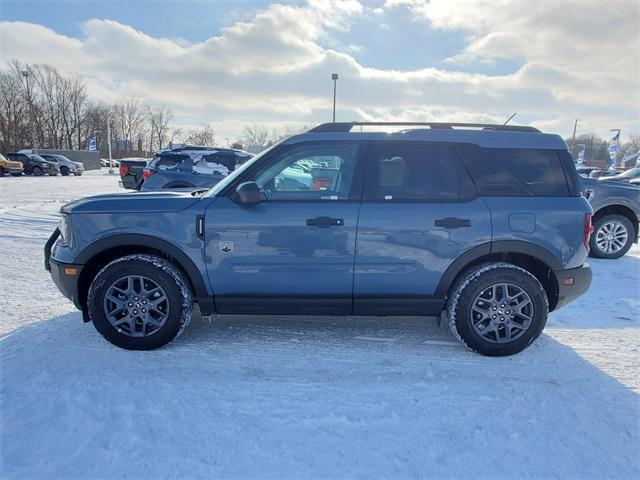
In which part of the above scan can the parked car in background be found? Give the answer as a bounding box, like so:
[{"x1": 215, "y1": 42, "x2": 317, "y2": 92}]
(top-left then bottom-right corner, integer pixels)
[
  {"x1": 40, "y1": 154, "x2": 84, "y2": 176},
  {"x1": 7, "y1": 152, "x2": 59, "y2": 175},
  {"x1": 140, "y1": 147, "x2": 253, "y2": 191},
  {"x1": 118, "y1": 158, "x2": 150, "y2": 190},
  {"x1": 581, "y1": 176, "x2": 640, "y2": 258},
  {"x1": 101, "y1": 159, "x2": 120, "y2": 168},
  {"x1": 46, "y1": 122, "x2": 592, "y2": 356},
  {"x1": 597, "y1": 167, "x2": 640, "y2": 184},
  {"x1": 0, "y1": 153, "x2": 24, "y2": 176}
]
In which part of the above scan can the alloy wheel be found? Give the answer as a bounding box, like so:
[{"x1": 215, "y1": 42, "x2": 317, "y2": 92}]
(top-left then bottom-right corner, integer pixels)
[
  {"x1": 595, "y1": 222, "x2": 628, "y2": 254},
  {"x1": 470, "y1": 283, "x2": 534, "y2": 344},
  {"x1": 103, "y1": 275, "x2": 170, "y2": 337}
]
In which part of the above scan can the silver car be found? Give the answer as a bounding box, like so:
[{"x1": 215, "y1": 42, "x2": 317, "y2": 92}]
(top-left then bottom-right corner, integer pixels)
[{"x1": 40, "y1": 154, "x2": 84, "y2": 176}]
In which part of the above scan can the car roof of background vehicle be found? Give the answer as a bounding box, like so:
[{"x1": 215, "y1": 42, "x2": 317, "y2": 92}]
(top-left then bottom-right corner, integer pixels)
[
  {"x1": 162, "y1": 146, "x2": 254, "y2": 156},
  {"x1": 284, "y1": 122, "x2": 568, "y2": 150}
]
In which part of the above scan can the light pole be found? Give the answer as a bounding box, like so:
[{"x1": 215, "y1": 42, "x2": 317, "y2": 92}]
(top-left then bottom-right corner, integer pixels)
[
  {"x1": 21, "y1": 70, "x2": 38, "y2": 153},
  {"x1": 331, "y1": 73, "x2": 338, "y2": 122},
  {"x1": 225, "y1": 137, "x2": 229, "y2": 148},
  {"x1": 570, "y1": 119, "x2": 579, "y2": 158},
  {"x1": 107, "y1": 113, "x2": 114, "y2": 174}
]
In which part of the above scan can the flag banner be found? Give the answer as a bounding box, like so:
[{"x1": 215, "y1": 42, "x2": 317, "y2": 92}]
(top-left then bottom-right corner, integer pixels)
[
  {"x1": 577, "y1": 146, "x2": 585, "y2": 164},
  {"x1": 608, "y1": 131, "x2": 620, "y2": 168},
  {"x1": 88, "y1": 136, "x2": 97, "y2": 151}
]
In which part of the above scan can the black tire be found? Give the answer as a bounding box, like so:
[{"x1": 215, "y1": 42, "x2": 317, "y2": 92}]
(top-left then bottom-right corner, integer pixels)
[
  {"x1": 60, "y1": 166, "x2": 70, "y2": 176},
  {"x1": 0, "y1": 166, "x2": 5, "y2": 177},
  {"x1": 589, "y1": 214, "x2": 634, "y2": 259},
  {"x1": 447, "y1": 263, "x2": 548, "y2": 356},
  {"x1": 10, "y1": 173, "x2": 22, "y2": 177},
  {"x1": 32, "y1": 166, "x2": 43, "y2": 176},
  {"x1": 87, "y1": 254, "x2": 193, "y2": 350}
]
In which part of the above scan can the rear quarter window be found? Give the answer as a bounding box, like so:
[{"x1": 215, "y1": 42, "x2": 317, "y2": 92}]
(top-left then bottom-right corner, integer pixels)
[{"x1": 458, "y1": 145, "x2": 570, "y2": 196}]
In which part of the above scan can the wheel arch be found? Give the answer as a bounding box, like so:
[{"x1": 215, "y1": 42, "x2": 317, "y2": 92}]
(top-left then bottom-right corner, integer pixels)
[
  {"x1": 76, "y1": 234, "x2": 213, "y2": 317},
  {"x1": 437, "y1": 241, "x2": 562, "y2": 311},
  {"x1": 163, "y1": 181, "x2": 195, "y2": 189}
]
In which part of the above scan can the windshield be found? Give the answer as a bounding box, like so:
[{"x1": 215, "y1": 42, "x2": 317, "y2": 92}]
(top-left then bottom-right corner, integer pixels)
[
  {"x1": 204, "y1": 143, "x2": 280, "y2": 197},
  {"x1": 30, "y1": 154, "x2": 48, "y2": 162}
]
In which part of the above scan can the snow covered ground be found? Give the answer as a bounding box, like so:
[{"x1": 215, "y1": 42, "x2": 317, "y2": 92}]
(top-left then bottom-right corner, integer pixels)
[{"x1": 1, "y1": 170, "x2": 639, "y2": 479}]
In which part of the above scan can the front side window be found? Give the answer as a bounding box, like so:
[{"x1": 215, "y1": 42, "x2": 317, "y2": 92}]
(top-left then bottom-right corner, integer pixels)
[
  {"x1": 365, "y1": 141, "x2": 475, "y2": 201},
  {"x1": 251, "y1": 142, "x2": 360, "y2": 200}
]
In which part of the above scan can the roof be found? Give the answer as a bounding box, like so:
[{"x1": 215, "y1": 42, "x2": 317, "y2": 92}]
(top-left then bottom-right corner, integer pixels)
[{"x1": 283, "y1": 122, "x2": 567, "y2": 150}]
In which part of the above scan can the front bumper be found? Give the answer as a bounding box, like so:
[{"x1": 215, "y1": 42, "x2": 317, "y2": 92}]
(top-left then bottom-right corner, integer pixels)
[
  {"x1": 554, "y1": 264, "x2": 592, "y2": 310},
  {"x1": 45, "y1": 228, "x2": 83, "y2": 310}
]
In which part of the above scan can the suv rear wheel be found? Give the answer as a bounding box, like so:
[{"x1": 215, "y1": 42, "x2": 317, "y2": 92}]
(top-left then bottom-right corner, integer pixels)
[
  {"x1": 447, "y1": 263, "x2": 548, "y2": 356},
  {"x1": 87, "y1": 254, "x2": 193, "y2": 350},
  {"x1": 589, "y1": 214, "x2": 634, "y2": 259}
]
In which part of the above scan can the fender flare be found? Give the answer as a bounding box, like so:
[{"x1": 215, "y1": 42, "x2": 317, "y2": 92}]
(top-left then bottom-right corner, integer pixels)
[
  {"x1": 76, "y1": 234, "x2": 214, "y2": 314},
  {"x1": 435, "y1": 240, "x2": 563, "y2": 296}
]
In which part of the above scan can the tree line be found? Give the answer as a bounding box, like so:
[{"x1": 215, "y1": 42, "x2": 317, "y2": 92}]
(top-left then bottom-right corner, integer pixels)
[{"x1": 0, "y1": 60, "x2": 216, "y2": 157}]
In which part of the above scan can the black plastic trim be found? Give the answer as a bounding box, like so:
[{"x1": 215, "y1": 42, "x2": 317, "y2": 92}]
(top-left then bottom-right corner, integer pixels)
[
  {"x1": 75, "y1": 234, "x2": 215, "y2": 315},
  {"x1": 353, "y1": 296, "x2": 446, "y2": 316},
  {"x1": 554, "y1": 264, "x2": 592, "y2": 310},
  {"x1": 435, "y1": 240, "x2": 563, "y2": 296}
]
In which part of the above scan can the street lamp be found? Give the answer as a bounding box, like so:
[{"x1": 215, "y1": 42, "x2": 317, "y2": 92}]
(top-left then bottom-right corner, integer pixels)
[
  {"x1": 331, "y1": 73, "x2": 338, "y2": 122},
  {"x1": 225, "y1": 138, "x2": 229, "y2": 148},
  {"x1": 570, "y1": 119, "x2": 579, "y2": 158},
  {"x1": 107, "y1": 113, "x2": 114, "y2": 174},
  {"x1": 21, "y1": 69, "x2": 38, "y2": 153}
]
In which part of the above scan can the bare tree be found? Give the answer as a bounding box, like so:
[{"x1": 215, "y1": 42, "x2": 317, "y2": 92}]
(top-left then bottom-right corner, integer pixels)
[
  {"x1": 241, "y1": 123, "x2": 269, "y2": 147},
  {"x1": 185, "y1": 124, "x2": 215, "y2": 146},
  {"x1": 149, "y1": 106, "x2": 173, "y2": 151}
]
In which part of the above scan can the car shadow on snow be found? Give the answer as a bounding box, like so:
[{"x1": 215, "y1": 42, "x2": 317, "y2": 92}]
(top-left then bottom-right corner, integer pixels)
[{"x1": 1, "y1": 310, "x2": 639, "y2": 478}]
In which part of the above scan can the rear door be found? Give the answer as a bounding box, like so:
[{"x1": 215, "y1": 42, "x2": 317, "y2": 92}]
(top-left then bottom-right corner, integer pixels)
[{"x1": 353, "y1": 141, "x2": 492, "y2": 315}]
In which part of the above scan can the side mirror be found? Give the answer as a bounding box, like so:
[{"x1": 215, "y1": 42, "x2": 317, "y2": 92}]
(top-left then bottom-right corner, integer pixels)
[{"x1": 233, "y1": 181, "x2": 261, "y2": 205}]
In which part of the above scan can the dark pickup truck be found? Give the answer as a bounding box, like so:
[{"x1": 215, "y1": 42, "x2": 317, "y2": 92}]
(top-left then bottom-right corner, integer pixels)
[
  {"x1": 581, "y1": 176, "x2": 640, "y2": 258},
  {"x1": 118, "y1": 158, "x2": 150, "y2": 190}
]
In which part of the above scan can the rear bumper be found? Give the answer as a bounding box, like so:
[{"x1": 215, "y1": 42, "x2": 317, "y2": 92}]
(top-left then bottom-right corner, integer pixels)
[{"x1": 553, "y1": 264, "x2": 592, "y2": 310}]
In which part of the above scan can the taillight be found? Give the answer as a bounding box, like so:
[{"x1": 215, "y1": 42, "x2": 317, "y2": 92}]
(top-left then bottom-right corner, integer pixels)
[
  {"x1": 143, "y1": 168, "x2": 155, "y2": 181},
  {"x1": 584, "y1": 213, "x2": 594, "y2": 251},
  {"x1": 119, "y1": 164, "x2": 128, "y2": 177}
]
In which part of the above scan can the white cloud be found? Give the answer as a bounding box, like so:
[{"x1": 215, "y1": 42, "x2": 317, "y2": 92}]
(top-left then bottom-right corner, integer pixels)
[{"x1": 0, "y1": 0, "x2": 638, "y2": 141}]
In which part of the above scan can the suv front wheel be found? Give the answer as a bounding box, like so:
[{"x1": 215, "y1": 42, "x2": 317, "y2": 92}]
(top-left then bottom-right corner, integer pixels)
[
  {"x1": 447, "y1": 263, "x2": 548, "y2": 356},
  {"x1": 87, "y1": 254, "x2": 193, "y2": 350},
  {"x1": 589, "y1": 214, "x2": 634, "y2": 259}
]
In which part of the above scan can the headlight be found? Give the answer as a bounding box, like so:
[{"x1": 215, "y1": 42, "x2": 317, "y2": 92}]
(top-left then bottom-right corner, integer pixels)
[{"x1": 59, "y1": 214, "x2": 72, "y2": 246}]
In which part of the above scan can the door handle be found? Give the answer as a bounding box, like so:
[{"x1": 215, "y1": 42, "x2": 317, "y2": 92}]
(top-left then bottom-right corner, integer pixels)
[
  {"x1": 306, "y1": 216, "x2": 344, "y2": 227},
  {"x1": 435, "y1": 217, "x2": 471, "y2": 229}
]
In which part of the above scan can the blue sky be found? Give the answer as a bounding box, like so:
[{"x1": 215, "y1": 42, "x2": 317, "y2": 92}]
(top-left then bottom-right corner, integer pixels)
[{"x1": 0, "y1": 0, "x2": 637, "y2": 141}]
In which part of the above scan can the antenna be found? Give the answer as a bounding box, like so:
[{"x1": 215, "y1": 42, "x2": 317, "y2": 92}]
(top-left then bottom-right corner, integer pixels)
[{"x1": 503, "y1": 112, "x2": 517, "y2": 125}]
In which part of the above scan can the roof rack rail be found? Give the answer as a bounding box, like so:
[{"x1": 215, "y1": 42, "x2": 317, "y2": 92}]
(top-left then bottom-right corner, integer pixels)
[{"x1": 308, "y1": 122, "x2": 541, "y2": 133}]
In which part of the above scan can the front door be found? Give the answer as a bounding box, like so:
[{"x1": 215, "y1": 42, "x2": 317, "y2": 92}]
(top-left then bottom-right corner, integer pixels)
[
  {"x1": 354, "y1": 141, "x2": 492, "y2": 315},
  {"x1": 204, "y1": 141, "x2": 364, "y2": 314}
]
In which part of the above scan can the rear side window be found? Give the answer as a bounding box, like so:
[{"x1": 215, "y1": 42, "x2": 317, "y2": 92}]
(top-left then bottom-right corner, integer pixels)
[
  {"x1": 458, "y1": 145, "x2": 570, "y2": 196},
  {"x1": 365, "y1": 141, "x2": 476, "y2": 201},
  {"x1": 152, "y1": 154, "x2": 185, "y2": 170}
]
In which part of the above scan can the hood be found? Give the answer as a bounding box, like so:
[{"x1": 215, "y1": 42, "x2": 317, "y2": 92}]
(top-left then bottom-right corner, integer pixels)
[
  {"x1": 61, "y1": 190, "x2": 203, "y2": 214},
  {"x1": 595, "y1": 179, "x2": 640, "y2": 192}
]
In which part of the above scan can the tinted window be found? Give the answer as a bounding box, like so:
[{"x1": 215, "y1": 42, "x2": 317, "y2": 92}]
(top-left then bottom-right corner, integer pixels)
[
  {"x1": 152, "y1": 154, "x2": 185, "y2": 169},
  {"x1": 252, "y1": 142, "x2": 360, "y2": 201},
  {"x1": 365, "y1": 141, "x2": 475, "y2": 201},
  {"x1": 459, "y1": 145, "x2": 570, "y2": 196}
]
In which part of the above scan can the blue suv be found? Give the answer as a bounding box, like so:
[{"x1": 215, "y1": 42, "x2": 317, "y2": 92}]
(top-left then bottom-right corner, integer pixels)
[{"x1": 45, "y1": 122, "x2": 593, "y2": 356}]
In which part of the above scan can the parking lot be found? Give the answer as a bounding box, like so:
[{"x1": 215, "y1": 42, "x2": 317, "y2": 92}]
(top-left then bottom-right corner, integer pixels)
[{"x1": 1, "y1": 171, "x2": 639, "y2": 478}]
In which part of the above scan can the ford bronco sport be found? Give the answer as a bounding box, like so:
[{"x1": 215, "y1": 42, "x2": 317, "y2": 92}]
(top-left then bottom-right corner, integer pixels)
[{"x1": 46, "y1": 122, "x2": 593, "y2": 356}]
